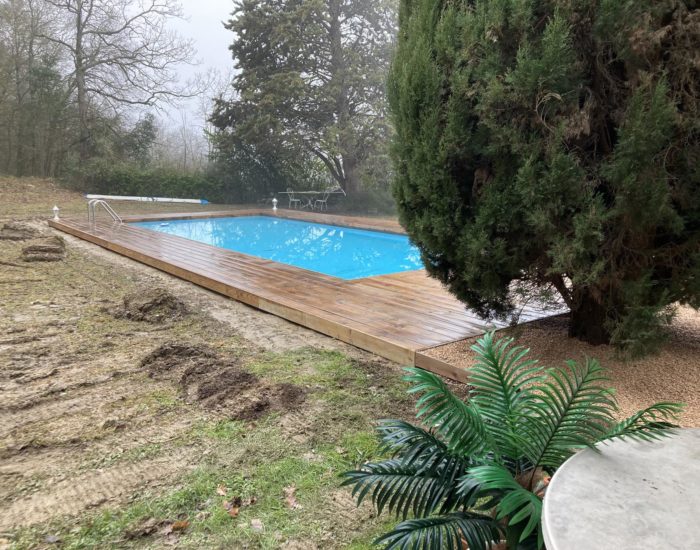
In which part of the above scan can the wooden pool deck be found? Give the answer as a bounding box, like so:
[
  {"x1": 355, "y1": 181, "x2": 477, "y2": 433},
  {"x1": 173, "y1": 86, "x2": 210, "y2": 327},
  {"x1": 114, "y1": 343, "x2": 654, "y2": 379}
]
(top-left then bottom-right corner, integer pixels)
[{"x1": 49, "y1": 209, "x2": 562, "y2": 382}]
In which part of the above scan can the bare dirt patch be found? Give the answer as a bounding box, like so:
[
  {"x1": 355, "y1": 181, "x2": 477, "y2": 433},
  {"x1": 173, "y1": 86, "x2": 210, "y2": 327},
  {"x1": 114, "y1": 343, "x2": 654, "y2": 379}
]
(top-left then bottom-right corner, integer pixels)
[
  {"x1": 0, "y1": 222, "x2": 41, "y2": 241},
  {"x1": 20, "y1": 236, "x2": 66, "y2": 262},
  {"x1": 0, "y1": 229, "x2": 251, "y2": 530},
  {"x1": 142, "y1": 342, "x2": 306, "y2": 421},
  {"x1": 425, "y1": 307, "x2": 700, "y2": 426},
  {"x1": 110, "y1": 288, "x2": 188, "y2": 323},
  {"x1": 2, "y1": 448, "x2": 195, "y2": 531}
]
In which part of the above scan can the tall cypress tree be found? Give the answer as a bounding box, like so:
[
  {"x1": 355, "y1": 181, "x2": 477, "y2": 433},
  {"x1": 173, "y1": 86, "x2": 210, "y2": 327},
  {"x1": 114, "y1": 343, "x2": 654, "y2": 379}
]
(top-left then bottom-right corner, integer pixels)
[
  {"x1": 390, "y1": 0, "x2": 699, "y2": 351},
  {"x1": 212, "y1": 0, "x2": 396, "y2": 195}
]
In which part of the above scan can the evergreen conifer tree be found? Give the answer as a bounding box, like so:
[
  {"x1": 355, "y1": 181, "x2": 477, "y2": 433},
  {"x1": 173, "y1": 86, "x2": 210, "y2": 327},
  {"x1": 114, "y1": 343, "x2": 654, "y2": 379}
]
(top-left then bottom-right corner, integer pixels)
[
  {"x1": 390, "y1": 0, "x2": 699, "y2": 351},
  {"x1": 212, "y1": 0, "x2": 396, "y2": 195}
]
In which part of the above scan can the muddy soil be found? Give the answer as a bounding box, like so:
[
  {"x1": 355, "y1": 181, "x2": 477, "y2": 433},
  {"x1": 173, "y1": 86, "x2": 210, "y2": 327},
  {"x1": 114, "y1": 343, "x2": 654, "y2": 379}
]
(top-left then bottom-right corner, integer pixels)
[
  {"x1": 20, "y1": 236, "x2": 66, "y2": 263},
  {"x1": 110, "y1": 288, "x2": 188, "y2": 323},
  {"x1": 141, "y1": 342, "x2": 306, "y2": 420}
]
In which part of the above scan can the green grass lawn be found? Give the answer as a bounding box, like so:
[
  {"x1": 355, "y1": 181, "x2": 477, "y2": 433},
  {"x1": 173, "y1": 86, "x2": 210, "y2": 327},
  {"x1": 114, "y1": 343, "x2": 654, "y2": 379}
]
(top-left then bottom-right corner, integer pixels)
[{"x1": 8, "y1": 348, "x2": 412, "y2": 549}]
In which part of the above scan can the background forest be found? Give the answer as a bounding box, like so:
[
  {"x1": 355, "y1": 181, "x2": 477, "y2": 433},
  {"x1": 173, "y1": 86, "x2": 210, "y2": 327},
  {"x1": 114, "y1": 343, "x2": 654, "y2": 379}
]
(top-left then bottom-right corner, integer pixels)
[{"x1": 0, "y1": 0, "x2": 397, "y2": 211}]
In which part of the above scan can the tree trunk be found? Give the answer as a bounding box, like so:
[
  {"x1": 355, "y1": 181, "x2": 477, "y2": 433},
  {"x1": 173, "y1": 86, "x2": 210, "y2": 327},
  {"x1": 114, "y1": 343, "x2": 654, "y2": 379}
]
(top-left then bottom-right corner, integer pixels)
[
  {"x1": 77, "y1": 74, "x2": 89, "y2": 164},
  {"x1": 568, "y1": 289, "x2": 611, "y2": 345},
  {"x1": 328, "y1": 0, "x2": 359, "y2": 195},
  {"x1": 342, "y1": 154, "x2": 360, "y2": 194},
  {"x1": 75, "y1": 3, "x2": 89, "y2": 165}
]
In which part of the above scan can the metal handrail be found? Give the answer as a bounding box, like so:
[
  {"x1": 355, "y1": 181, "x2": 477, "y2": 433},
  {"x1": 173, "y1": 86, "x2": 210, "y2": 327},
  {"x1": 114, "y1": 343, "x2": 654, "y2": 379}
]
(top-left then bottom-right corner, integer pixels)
[{"x1": 87, "y1": 199, "x2": 122, "y2": 224}]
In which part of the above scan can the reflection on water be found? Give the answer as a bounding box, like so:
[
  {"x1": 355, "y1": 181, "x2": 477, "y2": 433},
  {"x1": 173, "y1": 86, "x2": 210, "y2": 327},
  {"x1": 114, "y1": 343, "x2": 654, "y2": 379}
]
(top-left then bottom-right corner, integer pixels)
[{"x1": 134, "y1": 216, "x2": 423, "y2": 279}]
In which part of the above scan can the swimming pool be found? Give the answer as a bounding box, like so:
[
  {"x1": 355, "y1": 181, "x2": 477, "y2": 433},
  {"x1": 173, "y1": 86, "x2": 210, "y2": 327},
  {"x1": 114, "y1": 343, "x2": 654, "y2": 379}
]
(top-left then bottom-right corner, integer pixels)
[{"x1": 133, "y1": 215, "x2": 423, "y2": 279}]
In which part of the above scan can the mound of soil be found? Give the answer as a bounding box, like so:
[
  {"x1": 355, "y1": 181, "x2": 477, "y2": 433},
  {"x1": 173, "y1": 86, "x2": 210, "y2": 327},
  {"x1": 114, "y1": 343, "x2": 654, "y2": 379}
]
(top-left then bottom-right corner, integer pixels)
[
  {"x1": 21, "y1": 236, "x2": 65, "y2": 262},
  {"x1": 0, "y1": 221, "x2": 40, "y2": 241},
  {"x1": 112, "y1": 288, "x2": 188, "y2": 323},
  {"x1": 141, "y1": 343, "x2": 217, "y2": 374},
  {"x1": 141, "y1": 343, "x2": 306, "y2": 421}
]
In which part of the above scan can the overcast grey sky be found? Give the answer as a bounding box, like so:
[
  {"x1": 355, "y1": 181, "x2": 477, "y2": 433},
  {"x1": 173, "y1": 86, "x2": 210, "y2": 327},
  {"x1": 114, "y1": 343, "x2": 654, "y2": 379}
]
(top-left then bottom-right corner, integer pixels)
[
  {"x1": 160, "y1": 0, "x2": 234, "y2": 125},
  {"x1": 175, "y1": 0, "x2": 234, "y2": 76}
]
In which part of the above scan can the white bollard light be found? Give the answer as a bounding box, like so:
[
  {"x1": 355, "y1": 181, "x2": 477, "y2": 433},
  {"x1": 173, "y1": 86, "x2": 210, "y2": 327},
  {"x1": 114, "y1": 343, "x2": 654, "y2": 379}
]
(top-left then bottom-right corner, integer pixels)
[
  {"x1": 272, "y1": 197, "x2": 278, "y2": 211},
  {"x1": 52, "y1": 205, "x2": 60, "y2": 220}
]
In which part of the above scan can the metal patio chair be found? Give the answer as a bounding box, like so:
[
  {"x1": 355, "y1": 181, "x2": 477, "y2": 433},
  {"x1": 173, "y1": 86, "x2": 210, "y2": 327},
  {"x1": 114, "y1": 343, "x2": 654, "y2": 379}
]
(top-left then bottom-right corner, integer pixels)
[
  {"x1": 287, "y1": 188, "x2": 301, "y2": 209},
  {"x1": 314, "y1": 189, "x2": 331, "y2": 211}
]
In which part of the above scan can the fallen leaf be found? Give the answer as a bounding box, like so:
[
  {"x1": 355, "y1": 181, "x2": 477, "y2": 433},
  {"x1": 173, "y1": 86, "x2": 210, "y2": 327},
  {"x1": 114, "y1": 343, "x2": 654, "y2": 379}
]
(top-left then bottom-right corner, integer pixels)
[
  {"x1": 283, "y1": 485, "x2": 302, "y2": 509},
  {"x1": 125, "y1": 517, "x2": 164, "y2": 539},
  {"x1": 250, "y1": 518, "x2": 264, "y2": 532},
  {"x1": 223, "y1": 499, "x2": 241, "y2": 518},
  {"x1": 224, "y1": 496, "x2": 242, "y2": 508},
  {"x1": 216, "y1": 484, "x2": 228, "y2": 496},
  {"x1": 170, "y1": 520, "x2": 189, "y2": 532}
]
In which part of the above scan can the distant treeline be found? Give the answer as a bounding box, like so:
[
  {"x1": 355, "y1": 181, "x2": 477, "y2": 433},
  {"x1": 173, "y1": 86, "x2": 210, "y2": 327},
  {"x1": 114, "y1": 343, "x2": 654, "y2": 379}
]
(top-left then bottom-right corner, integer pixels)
[
  {"x1": 0, "y1": 0, "x2": 196, "y2": 178},
  {"x1": 0, "y1": 0, "x2": 398, "y2": 210}
]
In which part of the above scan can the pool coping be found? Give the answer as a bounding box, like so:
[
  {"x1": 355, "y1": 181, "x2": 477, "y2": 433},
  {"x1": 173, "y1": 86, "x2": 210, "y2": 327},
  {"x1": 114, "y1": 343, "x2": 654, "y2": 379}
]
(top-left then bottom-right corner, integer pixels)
[
  {"x1": 129, "y1": 211, "x2": 422, "y2": 285},
  {"x1": 121, "y1": 208, "x2": 408, "y2": 235},
  {"x1": 49, "y1": 209, "x2": 562, "y2": 382}
]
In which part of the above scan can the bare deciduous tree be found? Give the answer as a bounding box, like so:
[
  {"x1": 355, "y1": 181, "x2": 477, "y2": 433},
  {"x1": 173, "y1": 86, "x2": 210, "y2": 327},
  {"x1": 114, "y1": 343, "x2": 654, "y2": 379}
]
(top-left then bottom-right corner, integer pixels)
[{"x1": 42, "y1": 0, "x2": 196, "y2": 162}]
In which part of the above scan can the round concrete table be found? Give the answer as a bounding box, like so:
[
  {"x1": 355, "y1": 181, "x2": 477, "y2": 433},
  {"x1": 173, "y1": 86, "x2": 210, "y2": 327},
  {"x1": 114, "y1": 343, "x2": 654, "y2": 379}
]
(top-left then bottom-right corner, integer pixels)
[{"x1": 542, "y1": 429, "x2": 700, "y2": 550}]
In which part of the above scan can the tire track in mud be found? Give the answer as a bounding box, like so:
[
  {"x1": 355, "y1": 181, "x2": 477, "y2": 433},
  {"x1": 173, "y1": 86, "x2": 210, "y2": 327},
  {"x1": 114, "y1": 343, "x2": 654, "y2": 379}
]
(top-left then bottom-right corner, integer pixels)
[
  {"x1": 0, "y1": 447, "x2": 196, "y2": 530},
  {"x1": 0, "y1": 376, "x2": 159, "y2": 444},
  {"x1": 0, "y1": 415, "x2": 197, "y2": 477},
  {"x1": 0, "y1": 410, "x2": 202, "y2": 504},
  {"x1": 0, "y1": 368, "x2": 140, "y2": 414}
]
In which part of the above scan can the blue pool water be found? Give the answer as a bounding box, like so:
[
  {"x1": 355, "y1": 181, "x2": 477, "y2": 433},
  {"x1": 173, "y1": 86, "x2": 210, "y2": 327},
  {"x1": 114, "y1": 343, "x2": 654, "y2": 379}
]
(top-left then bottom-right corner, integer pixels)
[{"x1": 133, "y1": 215, "x2": 423, "y2": 279}]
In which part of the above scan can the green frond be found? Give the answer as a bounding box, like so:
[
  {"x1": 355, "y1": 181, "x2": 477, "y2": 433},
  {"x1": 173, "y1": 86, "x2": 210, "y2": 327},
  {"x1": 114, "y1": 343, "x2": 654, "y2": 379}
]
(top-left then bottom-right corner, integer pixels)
[
  {"x1": 455, "y1": 474, "x2": 499, "y2": 513},
  {"x1": 345, "y1": 333, "x2": 683, "y2": 550},
  {"x1": 376, "y1": 420, "x2": 478, "y2": 512},
  {"x1": 602, "y1": 402, "x2": 684, "y2": 443},
  {"x1": 404, "y1": 367, "x2": 490, "y2": 455},
  {"x1": 466, "y1": 464, "x2": 542, "y2": 544},
  {"x1": 520, "y1": 358, "x2": 617, "y2": 469},
  {"x1": 342, "y1": 457, "x2": 468, "y2": 520},
  {"x1": 469, "y1": 331, "x2": 543, "y2": 456},
  {"x1": 377, "y1": 420, "x2": 468, "y2": 469},
  {"x1": 375, "y1": 512, "x2": 501, "y2": 550}
]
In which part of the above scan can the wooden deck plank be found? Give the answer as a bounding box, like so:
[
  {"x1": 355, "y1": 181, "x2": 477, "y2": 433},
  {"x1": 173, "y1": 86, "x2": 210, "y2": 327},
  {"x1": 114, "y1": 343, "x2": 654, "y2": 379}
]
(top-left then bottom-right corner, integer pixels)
[
  {"x1": 49, "y1": 212, "x2": 564, "y2": 379},
  {"x1": 51, "y1": 220, "x2": 435, "y2": 352},
  {"x1": 78, "y1": 223, "x2": 480, "y2": 341},
  {"x1": 79, "y1": 233, "x2": 462, "y2": 343}
]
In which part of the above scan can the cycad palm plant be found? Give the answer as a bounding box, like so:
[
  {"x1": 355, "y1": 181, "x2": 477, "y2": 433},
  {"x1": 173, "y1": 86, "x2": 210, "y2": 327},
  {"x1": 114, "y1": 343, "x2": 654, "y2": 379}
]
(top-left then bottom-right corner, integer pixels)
[{"x1": 343, "y1": 332, "x2": 682, "y2": 549}]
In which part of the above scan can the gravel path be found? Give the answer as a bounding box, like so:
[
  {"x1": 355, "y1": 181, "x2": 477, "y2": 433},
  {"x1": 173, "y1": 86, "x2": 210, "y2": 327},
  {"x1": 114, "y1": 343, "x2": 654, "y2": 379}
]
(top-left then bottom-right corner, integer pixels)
[{"x1": 425, "y1": 307, "x2": 700, "y2": 427}]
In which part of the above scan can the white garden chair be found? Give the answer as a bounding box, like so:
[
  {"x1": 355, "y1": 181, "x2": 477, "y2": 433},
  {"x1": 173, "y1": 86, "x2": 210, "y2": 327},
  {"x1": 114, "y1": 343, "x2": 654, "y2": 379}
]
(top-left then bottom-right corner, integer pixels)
[
  {"x1": 314, "y1": 189, "x2": 331, "y2": 211},
  {"x1": 287, "y1": 188, "x2": 301, "y2": 209}
]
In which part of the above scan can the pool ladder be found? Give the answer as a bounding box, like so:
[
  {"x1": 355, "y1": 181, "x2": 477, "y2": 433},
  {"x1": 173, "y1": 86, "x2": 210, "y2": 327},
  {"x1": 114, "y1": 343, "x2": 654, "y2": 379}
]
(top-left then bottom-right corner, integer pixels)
[{"x1": 87, "y1": 199, "x2": 122, "y2": 224}]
